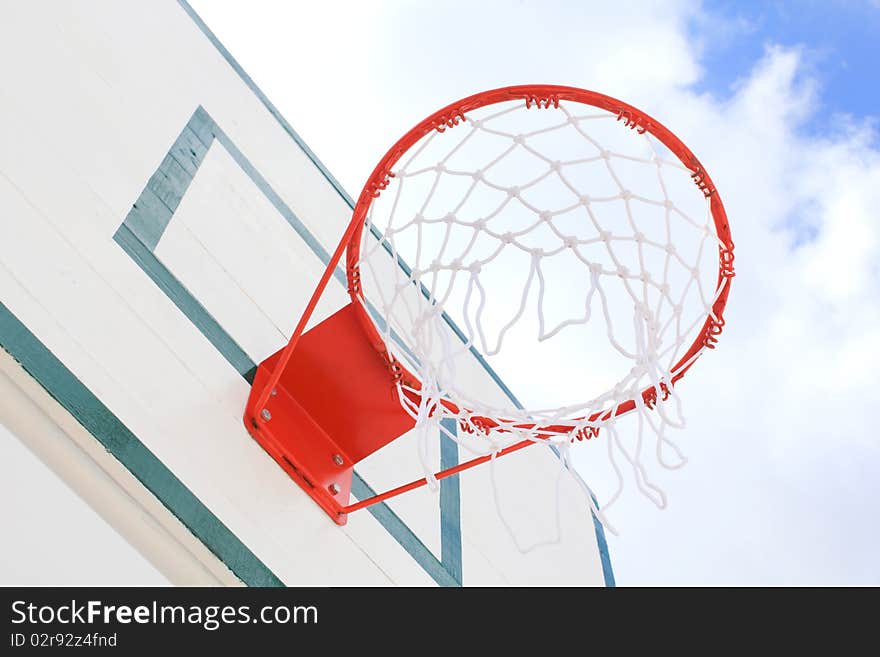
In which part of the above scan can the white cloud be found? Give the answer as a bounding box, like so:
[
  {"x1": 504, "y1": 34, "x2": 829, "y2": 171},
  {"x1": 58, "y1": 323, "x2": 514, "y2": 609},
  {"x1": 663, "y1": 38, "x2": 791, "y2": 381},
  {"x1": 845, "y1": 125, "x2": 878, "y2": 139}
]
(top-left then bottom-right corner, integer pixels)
[{"x1": 598, "y1": 44, "x2": 880, "y2": 584}]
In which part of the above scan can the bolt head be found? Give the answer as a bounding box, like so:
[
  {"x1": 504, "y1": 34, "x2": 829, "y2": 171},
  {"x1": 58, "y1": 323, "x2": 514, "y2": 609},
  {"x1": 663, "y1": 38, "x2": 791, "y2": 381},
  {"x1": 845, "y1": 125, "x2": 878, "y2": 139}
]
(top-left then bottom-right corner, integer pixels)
[
  {"x1": 333, "y1": 454, "x2": 344, "y2": 466},
  {"x1": 328, "y1": 483, "x2": 341, "y2": 495},
  {"x1": 260, "y1": 408, "x2": 272, "y2": 421}
]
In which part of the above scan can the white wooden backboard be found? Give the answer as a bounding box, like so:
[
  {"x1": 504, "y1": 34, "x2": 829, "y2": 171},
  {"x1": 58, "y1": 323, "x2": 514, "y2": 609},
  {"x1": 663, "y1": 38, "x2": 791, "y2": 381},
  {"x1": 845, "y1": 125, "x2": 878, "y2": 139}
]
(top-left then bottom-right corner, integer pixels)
[{"x1": 0, "y1": 1, "x2": 613, "y2": 586}]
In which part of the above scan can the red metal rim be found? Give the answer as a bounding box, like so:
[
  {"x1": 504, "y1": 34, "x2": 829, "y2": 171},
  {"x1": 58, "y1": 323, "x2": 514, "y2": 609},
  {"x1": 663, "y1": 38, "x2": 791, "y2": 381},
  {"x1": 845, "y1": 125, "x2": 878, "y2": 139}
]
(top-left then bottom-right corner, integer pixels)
[{"x1": 345, "y1": 84, "x2": 734, "y2": 428}]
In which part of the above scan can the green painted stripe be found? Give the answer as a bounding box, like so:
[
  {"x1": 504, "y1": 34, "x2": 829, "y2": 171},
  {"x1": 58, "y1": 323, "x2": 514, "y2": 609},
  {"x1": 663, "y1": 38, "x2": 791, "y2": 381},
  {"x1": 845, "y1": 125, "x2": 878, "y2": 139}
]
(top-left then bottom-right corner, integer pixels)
[
  {"x1": 548, "y1": 444, "x2": 616, "y2": 587},
  {"x1": 351, "y1": 475, "x2": 458, "y2": 588},
  {"x1": 113, "y1": 224, "x2": 255, "y2": 382},
  {"x1": 0, "y1": 301, "x2": 282, "y2": 587},
  {"x1": 440, "y1": 417, "x2": 463, "y2": 583},
  {"x1": 208, "y1": 121, "x2": 336, "y2": 279},
  {"x1": 591, "y1": 492, "x2": 616, "y2": 588},
  {"x1": 167, "y1": 126, "x2": 210, "y2": 177},
  {"x1": 124, "y1": 187, "x2": 174, "y2": 251}
]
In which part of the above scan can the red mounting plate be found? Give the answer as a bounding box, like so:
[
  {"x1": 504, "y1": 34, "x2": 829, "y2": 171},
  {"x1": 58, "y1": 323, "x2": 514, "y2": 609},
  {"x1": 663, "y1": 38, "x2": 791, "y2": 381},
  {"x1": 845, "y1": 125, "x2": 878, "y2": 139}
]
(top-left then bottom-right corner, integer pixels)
[{"x1": 244, "y1": 303, "x2": 416, "y2": 524}]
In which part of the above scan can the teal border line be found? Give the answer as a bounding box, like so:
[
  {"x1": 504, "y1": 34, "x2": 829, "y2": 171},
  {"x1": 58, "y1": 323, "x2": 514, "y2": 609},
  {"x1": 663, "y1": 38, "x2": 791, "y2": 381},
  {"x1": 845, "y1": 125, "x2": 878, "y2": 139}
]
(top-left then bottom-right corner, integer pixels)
[
  {"x1": 351, "y1": 477, "x2": 458, "y2": 587},
  {"x1": 591, "y1": 494, "x2": 616, "y2": 587},
  {"x1": 0, "y1": 302, "x2": 283, "y2": 587},
  {"x1": 178, "y1": 0, "x2": 613, "y2": 587},
  {"x1": 113, "y1": 106, "x2": 462, "y2": 587},
  {"x1": 439, "y1": 418, "x2": 463, "y2": 583}
]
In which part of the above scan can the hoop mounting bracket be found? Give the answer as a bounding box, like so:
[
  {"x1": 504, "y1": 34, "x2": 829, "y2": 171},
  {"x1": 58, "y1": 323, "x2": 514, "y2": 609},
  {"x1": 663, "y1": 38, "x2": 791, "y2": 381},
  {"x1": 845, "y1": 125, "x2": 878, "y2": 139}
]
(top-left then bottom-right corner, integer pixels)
[{"x1": 243, "y1": 303, "x2": 417, "y2": 524}]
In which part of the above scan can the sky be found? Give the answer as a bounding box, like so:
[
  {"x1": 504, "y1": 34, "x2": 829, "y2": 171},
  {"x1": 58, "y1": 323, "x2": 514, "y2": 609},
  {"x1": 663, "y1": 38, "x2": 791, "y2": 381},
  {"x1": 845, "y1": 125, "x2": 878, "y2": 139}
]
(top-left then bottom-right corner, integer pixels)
[
  {"x1": 696, "y1": 0, "x2": 880, "y2": 128},
  {"x1": 185, "y1": 0, "x2": 880, "y2": 585}
]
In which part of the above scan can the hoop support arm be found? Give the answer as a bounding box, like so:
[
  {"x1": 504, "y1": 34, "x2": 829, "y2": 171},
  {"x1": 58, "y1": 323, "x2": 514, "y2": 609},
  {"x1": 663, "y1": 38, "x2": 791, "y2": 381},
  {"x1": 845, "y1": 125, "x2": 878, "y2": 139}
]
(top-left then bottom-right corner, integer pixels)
[
  {"x1": 249, "y1": 213, "x2": 362, "y2": 423},
  {"x1": 341, "y1": 437, "x2": 536, "y2": 515}
]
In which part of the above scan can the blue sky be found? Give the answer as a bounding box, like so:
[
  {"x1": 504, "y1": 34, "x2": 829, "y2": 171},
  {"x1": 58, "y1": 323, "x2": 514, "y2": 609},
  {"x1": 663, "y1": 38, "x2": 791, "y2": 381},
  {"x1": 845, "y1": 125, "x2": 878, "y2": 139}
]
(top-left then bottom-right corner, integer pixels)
[
  {"x1": 697, "y1": 1, "x2": 879, "y2": 132},
  {"x1": 692, "y1": 1, "x2": 880, "y2": 251}
]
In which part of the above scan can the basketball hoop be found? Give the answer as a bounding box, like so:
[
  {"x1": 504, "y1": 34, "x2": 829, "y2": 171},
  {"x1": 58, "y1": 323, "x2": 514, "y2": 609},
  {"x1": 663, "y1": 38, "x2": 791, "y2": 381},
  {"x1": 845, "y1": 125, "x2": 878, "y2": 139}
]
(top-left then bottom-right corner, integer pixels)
[{"x1": 244, "y1": 85, "x2": 734, "y2": 528}]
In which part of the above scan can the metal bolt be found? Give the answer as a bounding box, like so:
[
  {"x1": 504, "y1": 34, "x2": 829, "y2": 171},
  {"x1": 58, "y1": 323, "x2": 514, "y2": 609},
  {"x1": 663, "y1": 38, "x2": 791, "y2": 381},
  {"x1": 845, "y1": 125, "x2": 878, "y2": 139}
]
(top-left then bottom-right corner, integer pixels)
[
  {"x1": 333, "y1": 454, "x2": 344, "y2": 466},
  {"x1": 328, "y1": 483, "x2": 341, "y2": 495},
  {"x1": 270, "y1": 388, "x2": 277, "y2": 396},
  {"x1": 260, "y1": 408, "x2": 272, "y2": 421}
]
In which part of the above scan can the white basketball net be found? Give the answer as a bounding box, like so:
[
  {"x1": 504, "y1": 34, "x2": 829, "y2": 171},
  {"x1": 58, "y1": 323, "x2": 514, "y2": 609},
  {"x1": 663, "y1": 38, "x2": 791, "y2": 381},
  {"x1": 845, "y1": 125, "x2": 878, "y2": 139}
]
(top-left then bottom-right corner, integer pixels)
[{"x1": 354, "y1": 98, "x2": 729, "y2": 537}]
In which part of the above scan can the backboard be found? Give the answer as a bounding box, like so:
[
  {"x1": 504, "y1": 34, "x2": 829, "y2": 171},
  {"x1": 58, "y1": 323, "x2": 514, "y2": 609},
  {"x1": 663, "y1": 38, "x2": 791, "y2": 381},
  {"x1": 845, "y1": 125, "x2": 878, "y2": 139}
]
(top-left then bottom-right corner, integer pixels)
[{"x1": 0, "y1": 1, "x2": 613, "y2": 586}]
